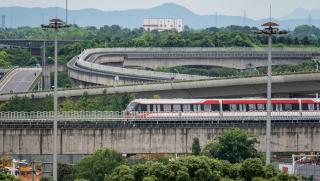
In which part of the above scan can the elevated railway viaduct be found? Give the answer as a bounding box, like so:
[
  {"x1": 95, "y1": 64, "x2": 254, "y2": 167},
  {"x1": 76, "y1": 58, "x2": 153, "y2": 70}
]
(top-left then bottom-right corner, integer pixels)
[{"x1": 1, "y1": 112, "x2": 320, "y2": 163}]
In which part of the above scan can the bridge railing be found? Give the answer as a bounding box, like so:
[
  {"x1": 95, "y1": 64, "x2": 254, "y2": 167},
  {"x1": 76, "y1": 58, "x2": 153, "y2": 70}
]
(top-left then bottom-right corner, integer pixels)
[{"x1": 1, "y1": 111, "x2": 320, "y2": 121}]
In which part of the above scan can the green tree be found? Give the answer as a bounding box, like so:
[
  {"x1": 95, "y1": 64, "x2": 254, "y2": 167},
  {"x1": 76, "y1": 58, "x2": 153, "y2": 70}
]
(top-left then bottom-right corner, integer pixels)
[
  {"x1": 58, "y1": 163, "x2": 76, "y2": 181},
  {"x1": 240, "y1": 158, "x2": 265, "y2": 181},
  {"x1": 76, "y1": 149, "x2": 125, "y2": 181},
  {"x1": 111, "y1": 93, "x2": 133, "y2": 111},
  {"x1": 202, "y1": 128, "x2": 258, "y2": 163},
  {"x1": 76, "y1": 92, "x2": 98, "y2": 111},
  {"x1": 107, "y1": 165, "x2": 135, "y2": 181},
  {"x1": 60, "y1": 97, "x2": 76, "y2": 111},
  {"x1": 0, "y1": 171, "x2": 20, "y2": 181},
  {"x1": 0, "y1": 51, "x2": 11, "y2": 67},
  {"x1": 192, "y1": 137, "x2": 201, "y2": 156},
  {"x1": 95, "y1": 89, "x2": 109, "y2": 111},
  {"x1": 174, "y1": 156, "x2": 220, "y2": 181}
]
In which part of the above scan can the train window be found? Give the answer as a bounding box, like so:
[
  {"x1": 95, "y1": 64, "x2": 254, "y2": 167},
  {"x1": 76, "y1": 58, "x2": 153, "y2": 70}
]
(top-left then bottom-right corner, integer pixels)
[
  {"x1": 164, "y1": 104, "x2": 171, "y2": 111},
  {"x1": 152, "y1": 104, "x2": 161, "y2": 112},
  {"x1": 147, "y1": 105, "x2": 151, "y2": 111},
  {"x1": 239, "y1": 104, "x2": 247, "y2": 112},
  {"x1": 257, "y1": 104, "x2": 265, "y2": 111},
  {"x1": 283, "y1": 104, "x2": 292, "y2": 111},
  {"x1": 273, "y1": 104, "x2": 277, "y2": 111},
  {"x1": 212, "y1": 104, "x2": 220, "y2": 111},
  {"x1": 183, "y1": 104, "x2": 191, "y2": 112},
  {"x1": 204, "y1": 104, "x2": 211, "y2": 112},
  {"x1": 230, "y1": 104, "x2": 237, "y2": 111},
  {"x1": 194, "y1": 105, "x2": 201, "y2": 111},
  {"x1": 223, "y1": 104, "x2": 230, "y2": 111},
  {"x1": 138, "y1": 104, "x2": 145, "y2": 111},
  {"x1": 239, "y1": 104, "x2": 244, "y2": 111},
  {"x1": 173, "y1": 104, "x2": 182, "y2": 112},
  {"x1": 308, "y1": 104, "x2": 315, "y2": 111},
  {"x1": 248, "y1": 104, "x2": 256, "y2": 111},
  {"x1": 302, "y1": 104, "x2": 308, "y2": 110},
  {"x1": 292, "y1": 104, "x2": 299, "y2": 110}
]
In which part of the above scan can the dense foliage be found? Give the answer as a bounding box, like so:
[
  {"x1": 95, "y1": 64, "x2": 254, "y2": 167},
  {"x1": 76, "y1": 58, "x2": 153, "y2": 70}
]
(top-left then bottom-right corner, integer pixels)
[
  {"x1": 76, "y1": 149, "x2": 125, "y2": 181},
  {"x1": 60, "y1": 151, "x2": 301, "y2": 181},
  {"x1": 0, "y1": 25, "x2": 320, "y2": 47},
  {"x1": 192, "y1": 137, "x2": 201, "y2": 156},
  {"x1": 0, "y1": 91, "x2": 133, "y2": 112},
  {"x1": 0, "y1": 25, "x2": 319, "y2": 68},
  {"x1": 0, "y1": 170, "x2": 20, "y2": 181},
  {"x1": 202, "y1": 128, "x2": 259, "y2": 163}
]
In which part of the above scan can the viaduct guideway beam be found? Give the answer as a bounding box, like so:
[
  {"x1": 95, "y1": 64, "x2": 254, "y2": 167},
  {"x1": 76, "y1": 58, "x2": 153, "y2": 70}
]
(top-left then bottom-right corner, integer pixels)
[{"x1": 67, "y1": 47, "x2": 320, "y2": 86}]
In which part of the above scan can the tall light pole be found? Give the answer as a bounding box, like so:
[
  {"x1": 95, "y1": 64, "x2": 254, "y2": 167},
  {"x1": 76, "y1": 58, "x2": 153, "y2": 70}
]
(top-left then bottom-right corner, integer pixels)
[
  {"x1": 41, "y1": 18, "x2": 69, "y2": 181},
  {"x1": 255, "y1": 22, "x2": 288, "y2": 165},
  {"x1": 66, "y1": 0, "x2": 68, "y2": 24}
]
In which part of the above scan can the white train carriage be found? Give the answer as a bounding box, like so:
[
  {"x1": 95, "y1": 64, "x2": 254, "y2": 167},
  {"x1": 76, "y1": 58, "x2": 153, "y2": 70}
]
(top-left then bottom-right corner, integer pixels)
[{"x1": 125, "y1": 98, "x2": 320, "y2": 119}]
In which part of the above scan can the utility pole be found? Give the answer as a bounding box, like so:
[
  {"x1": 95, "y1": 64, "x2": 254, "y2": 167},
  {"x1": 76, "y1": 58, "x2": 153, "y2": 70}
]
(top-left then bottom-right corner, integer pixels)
[
  {"x1": 254, "y1": 22, "x2": 288, "y2": 165},
  {"x1": 41, "y1": 18, "x2": 69, "y2": 181},
  {"x1": 42, "y1": 40, "x2": 46, "y2": 90},
  {"x1": 66, "y1": 0, "x2": 68, "y2": 24}
]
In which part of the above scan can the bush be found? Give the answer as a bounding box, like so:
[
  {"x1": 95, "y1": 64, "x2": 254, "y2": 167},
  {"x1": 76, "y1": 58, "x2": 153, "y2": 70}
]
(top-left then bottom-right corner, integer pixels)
[
  {"x1": 106, "y1": 165, "x2": 135, "y2": 181},
  {"x1": 240, "y1": 158, "x2": 265, "y2": 181},
  {"x1": 76, "y1": 148, "x2": 125, "y2": 181},
  {"x1": 192, "y1": 137, "x2": 201, "y2": 156},
  {"x1": 202, "y1": 128, "x2": 258, "y2": 163},
  {"x1": 0, "y1": 171, "x2": 20, "y2": 181}
]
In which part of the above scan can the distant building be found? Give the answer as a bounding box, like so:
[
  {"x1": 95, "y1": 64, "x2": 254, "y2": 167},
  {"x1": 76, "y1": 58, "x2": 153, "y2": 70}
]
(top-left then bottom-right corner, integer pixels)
[{"x1": 143, "y1": 18, "x2": 183, "y2": 32}]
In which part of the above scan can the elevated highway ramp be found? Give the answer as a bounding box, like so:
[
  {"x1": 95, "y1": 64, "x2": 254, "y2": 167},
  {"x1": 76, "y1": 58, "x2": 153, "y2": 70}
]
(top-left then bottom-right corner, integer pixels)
[{"x1": 0, "y1": 67, "x2": 42, "y2": 94}]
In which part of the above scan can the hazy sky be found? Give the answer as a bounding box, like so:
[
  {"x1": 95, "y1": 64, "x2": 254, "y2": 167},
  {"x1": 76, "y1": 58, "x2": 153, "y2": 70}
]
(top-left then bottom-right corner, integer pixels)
[{"x1": 0, "y1": 0, "x2": 319, "y2": 19}]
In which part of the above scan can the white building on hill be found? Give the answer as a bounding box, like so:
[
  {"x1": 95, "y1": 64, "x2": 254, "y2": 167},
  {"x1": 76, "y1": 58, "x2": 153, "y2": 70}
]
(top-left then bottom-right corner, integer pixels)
[{"x1": 143, "y1": 18, "x2": 183, "y2": 32}]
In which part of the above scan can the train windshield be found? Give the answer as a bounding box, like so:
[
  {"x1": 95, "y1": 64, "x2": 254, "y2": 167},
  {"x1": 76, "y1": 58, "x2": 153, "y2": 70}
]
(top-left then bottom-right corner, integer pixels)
[{"x1": 125, "y1": 102, "x2": 138, "y2": 111}]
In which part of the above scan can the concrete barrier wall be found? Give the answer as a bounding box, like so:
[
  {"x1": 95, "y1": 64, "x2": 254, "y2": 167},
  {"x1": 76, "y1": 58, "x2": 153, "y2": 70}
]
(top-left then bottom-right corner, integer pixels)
[{"x1": 1, "y1": 126, "x2": 320, "y2": 155}]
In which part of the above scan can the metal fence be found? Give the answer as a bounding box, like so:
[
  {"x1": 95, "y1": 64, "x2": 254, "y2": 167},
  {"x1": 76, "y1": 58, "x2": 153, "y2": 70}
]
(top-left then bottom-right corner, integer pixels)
[{"x1": 1, "y1": 111, "x2": 320, "y2": 122}]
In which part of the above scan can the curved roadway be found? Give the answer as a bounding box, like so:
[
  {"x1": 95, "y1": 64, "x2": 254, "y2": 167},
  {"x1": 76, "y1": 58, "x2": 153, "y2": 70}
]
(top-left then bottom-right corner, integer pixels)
[
  {"x1": 0, "y1": 67, "x2": 42, "y2": 94},
  {"x1": 67, "y1": 48, "x2": 320, "y2": 86},
  {"x1": 67, "y1": 49, "x2": 209, "y2": 86}
]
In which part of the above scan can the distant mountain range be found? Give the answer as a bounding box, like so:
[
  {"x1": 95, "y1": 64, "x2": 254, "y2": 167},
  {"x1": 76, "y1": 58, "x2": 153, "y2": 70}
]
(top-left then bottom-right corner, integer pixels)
[{"x1": 0, "y1": 3, "x2": 319, "y2": 29}]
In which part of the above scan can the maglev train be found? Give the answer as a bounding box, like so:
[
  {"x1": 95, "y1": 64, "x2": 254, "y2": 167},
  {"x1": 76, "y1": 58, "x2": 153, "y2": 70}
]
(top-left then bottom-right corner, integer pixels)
[{"x1": 125, "y1": 98, "x2": 320, "y2": 117}]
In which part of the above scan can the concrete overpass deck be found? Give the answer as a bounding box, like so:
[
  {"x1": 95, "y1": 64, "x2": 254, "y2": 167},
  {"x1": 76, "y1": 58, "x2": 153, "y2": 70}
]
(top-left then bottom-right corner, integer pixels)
[
  {"x1": 0, "y1": 67, "x2": 42, "y2": 94},
  {"x1": 67, "y1": 47, "x2": 320, "y2": 86},
  {"x1": 1, "y1": 72, "x2": 320, "y2": 101}
]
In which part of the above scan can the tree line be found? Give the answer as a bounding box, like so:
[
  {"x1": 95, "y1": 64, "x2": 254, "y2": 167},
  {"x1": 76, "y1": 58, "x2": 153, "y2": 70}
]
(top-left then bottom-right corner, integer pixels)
[
  {"x1": 0, "y1": 24, "x2": 320, "y2": 67},
  {"x1": 0, "y1": 24, "x2": 319, "y2": 74},
  {"x1": 0, "y1": 91, "x2": 133, "y2": 112}
]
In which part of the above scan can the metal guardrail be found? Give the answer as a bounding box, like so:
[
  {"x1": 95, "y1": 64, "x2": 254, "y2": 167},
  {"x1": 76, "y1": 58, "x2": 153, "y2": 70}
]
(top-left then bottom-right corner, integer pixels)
[
  {"x1": 1, "y1": 111, "x2": 320, "y2": 122},
  {"x1": 80, "y1": 47, "x2": 320, "y2": 53}
]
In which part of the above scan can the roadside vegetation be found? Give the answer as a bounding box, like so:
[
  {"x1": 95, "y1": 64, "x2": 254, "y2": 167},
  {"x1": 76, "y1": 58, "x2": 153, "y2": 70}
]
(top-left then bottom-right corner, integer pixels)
[{"x1": 0, "y1": 91, "x2": 133, "y2": 112}]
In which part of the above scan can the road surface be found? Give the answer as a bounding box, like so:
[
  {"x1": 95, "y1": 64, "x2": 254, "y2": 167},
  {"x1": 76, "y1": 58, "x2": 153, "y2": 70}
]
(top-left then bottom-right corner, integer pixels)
[{"x1": 0, "y1": 68, "x2": 42, "y2": 94}]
